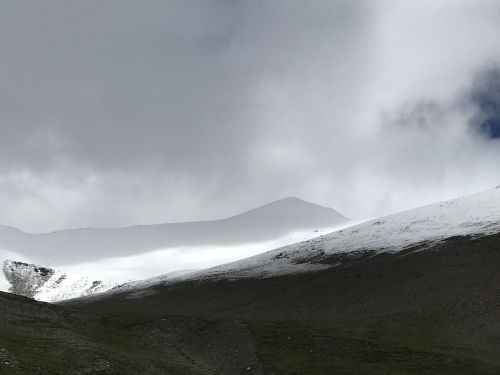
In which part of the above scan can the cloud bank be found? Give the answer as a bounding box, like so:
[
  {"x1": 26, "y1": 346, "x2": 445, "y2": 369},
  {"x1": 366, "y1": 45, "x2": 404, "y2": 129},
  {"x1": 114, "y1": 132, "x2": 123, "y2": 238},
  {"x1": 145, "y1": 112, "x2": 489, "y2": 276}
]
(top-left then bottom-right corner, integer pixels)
[{"x1": 1, "y1": 1, "x2": 500, "y2": 232}]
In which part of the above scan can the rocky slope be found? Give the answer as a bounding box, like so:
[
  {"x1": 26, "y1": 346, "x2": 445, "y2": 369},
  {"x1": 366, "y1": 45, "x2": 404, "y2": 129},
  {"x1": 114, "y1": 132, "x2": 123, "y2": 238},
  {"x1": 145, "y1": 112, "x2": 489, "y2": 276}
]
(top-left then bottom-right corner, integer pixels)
[{"x1": 3, "y1": 231, "x2": 498, "y2": 374}]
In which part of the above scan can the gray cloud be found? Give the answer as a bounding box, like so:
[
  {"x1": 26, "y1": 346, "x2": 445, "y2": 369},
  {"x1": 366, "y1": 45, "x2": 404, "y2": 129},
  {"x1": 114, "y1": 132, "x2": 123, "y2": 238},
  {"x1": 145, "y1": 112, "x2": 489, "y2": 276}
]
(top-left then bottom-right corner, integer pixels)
[{"x1": 1, "y1": 1, "x2": 500, "y2": 232}]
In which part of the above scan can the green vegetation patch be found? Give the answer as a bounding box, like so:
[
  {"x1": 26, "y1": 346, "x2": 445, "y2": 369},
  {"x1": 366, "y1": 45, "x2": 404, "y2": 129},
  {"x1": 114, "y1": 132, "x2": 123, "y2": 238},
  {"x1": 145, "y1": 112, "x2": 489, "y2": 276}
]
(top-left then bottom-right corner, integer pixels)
[{"x1": 247, "y1": 313, "x2": 500, "y2": 375}]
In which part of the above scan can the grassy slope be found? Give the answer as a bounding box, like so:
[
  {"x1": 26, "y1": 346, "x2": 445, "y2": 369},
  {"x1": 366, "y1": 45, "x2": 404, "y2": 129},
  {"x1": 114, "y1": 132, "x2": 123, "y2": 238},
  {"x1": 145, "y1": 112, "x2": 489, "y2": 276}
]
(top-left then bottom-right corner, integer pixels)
[
  {"x1": 248, "y1": 316, "x2": 500, "y2": 375},
  {"x1": 2, "y1": 234, "x2": 500, "y2": 373},
  {"x1": 0, "y1": 293, "x2": 212, "y2": 374}
]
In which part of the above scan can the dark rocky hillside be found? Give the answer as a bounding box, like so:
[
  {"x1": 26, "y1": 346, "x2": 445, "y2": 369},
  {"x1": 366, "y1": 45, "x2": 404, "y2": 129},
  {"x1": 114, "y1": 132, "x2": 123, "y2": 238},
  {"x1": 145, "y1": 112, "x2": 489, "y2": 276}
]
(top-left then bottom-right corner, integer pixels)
[{"x1": 2, "y1": 233, "x2": 500, "y2": 374}]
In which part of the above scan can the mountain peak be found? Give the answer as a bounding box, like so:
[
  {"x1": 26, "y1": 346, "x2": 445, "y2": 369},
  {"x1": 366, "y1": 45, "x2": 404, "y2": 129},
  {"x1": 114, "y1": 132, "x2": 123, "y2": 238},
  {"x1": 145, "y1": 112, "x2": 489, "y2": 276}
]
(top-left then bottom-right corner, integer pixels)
[
  {"x1": 274, "y1": 196, "x2": 303, "y2": 202},
  {"x1": 233, "y1": 196, "x2": 347, "y2": 223},
  {"x1": 263, "y1": 196, "x2": 315, "y2": 207}
]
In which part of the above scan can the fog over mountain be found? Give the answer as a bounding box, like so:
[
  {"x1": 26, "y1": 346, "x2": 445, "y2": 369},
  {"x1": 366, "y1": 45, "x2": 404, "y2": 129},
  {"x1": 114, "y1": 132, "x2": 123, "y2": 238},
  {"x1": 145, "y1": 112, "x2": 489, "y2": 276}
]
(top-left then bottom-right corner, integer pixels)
[
  {"x1": 0, "y1": 1, "x2": 500, "y2": 232},
  {"x1": 0, "y1": 197, "x2": 350, "y2": 293}
]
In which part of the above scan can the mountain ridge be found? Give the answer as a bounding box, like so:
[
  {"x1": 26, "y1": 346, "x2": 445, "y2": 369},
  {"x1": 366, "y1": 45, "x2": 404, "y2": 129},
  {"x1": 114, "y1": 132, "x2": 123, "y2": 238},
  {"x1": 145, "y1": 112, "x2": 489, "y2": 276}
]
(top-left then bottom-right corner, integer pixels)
[
  {"x1": 107, "y1": 187, "x2": 500, "y2": 296},
  {"x1": 0, "y1": 196, "x2": 348, "y2": 266},
  {"x1": 0, "y1": 196, "x2": 345, "y2": 234},
  {"x1": 0, "y1": 197, "x2": 350, "y2": 299}
]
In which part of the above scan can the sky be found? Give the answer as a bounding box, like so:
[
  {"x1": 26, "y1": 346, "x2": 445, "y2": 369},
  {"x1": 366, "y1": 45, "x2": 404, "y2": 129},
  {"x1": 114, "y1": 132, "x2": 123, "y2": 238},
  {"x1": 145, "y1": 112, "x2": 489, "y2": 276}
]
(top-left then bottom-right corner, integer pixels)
[{"x1": 1, "y1": 1, "x2": 500, "y2": 233}]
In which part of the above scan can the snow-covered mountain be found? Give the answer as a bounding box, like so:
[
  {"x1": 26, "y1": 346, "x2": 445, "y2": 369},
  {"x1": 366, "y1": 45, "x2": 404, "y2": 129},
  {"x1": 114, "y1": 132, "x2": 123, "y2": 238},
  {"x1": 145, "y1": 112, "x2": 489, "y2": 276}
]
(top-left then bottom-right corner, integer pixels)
[
  {"x1": 2, "y1": 260, "x2": 116, "y2": 302},
  {"x1": 114, "y1": 187, "x2": 500, "y2": 295},
  {"x1": 0, "y1": 197, "x2": 349, "y2": 299}
]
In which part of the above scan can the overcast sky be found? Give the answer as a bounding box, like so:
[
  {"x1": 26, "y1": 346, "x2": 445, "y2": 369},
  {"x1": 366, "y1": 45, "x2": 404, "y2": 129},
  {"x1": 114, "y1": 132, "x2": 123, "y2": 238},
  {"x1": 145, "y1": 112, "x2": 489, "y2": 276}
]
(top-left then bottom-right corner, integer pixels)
[{"x1": 1, "y1": 1, "x2": 500, "y2": 232}]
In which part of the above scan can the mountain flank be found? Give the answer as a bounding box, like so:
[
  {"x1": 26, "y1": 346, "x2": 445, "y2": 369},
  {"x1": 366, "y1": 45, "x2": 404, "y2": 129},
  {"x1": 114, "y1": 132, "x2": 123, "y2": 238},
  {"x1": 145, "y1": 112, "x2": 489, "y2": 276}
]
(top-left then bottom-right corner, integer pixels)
[{"x1": 2, "y1": 233, "x2": 500, "y2": 374}]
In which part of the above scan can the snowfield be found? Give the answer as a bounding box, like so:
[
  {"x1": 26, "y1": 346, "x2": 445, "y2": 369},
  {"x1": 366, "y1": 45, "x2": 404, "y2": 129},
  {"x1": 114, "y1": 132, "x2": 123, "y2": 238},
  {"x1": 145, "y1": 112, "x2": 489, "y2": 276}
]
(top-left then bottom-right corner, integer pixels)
[{"x1": 115, "y1": 187, "x2": 500, "y2": 295}]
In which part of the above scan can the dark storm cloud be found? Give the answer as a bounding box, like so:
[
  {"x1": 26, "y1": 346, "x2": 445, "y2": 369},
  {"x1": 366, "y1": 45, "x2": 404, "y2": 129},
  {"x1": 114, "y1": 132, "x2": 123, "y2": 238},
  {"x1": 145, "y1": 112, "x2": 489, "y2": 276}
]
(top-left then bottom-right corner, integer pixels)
[
  {"x1": 0, "y1": 1, "x2": 254, "y2": 173},
  {"x1": 469, "y1": 68, "x2": 500, "y2": 139},
  {"x1": 0, "y1": 1, "x2": 369, "y2": 174},
  {"x1": 1, "y1": 1, "x2": 500, "y2": 232}
]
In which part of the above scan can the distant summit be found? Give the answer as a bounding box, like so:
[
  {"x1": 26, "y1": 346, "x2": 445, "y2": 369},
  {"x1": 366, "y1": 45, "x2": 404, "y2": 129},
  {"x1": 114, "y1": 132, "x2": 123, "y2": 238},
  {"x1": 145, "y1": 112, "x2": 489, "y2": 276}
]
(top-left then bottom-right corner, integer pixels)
[
  {"x1": 235, "y1": 196, "x2": 344, "y2": 217},
  {"x1": 230, "y1": 197, "x2": 346, "y2": 227}
]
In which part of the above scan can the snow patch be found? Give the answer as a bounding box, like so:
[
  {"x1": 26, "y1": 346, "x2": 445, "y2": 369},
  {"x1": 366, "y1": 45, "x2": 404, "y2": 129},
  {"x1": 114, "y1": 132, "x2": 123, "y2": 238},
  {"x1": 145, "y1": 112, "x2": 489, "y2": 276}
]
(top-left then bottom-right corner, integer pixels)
[{"x1": 2, "y1": 260, "x2": 116, "y2": 302}]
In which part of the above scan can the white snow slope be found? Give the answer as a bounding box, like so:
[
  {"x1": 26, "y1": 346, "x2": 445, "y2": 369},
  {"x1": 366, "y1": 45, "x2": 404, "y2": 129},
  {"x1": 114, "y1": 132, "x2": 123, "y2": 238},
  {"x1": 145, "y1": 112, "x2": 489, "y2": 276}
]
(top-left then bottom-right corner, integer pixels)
[
  {"x1": 2, "y1": 260, "x2": 116, "y2": 302},
  {"x1": 115, "y1": 187, "x2": 500, "y2": 295},
  {"x1": 0, "y1": 197, "x2": 349, "y2": 299}
]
